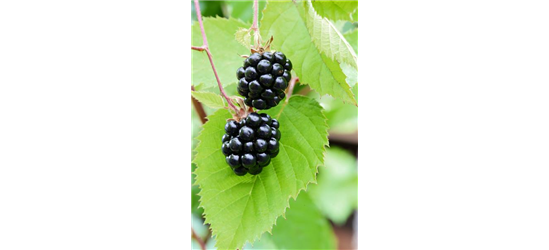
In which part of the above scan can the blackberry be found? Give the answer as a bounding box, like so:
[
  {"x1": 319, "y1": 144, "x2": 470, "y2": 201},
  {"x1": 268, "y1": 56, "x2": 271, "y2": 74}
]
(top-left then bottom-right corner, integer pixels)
[
  {"x1": 236, "y1": 51, "x2": 292, "y2": 110},
  {"x1": 221, "y1": 112, "x2": 281, "y2": 176}
]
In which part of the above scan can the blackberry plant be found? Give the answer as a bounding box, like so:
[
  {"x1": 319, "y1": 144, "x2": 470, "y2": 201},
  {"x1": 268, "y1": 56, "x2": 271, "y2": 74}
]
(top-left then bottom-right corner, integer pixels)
[{"x1": 191, "y1": 0, "x2": 358, "y2": 249}]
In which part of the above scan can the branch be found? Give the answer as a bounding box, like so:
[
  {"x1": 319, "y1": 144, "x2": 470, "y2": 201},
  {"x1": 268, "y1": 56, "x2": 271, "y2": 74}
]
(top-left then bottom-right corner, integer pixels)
[
  {"x1": 193, "y1": 0, "x2": 208, "y2": 48},
  {"x1": 191, "y1": 227, "x2": 206, "y2": 250},
  {"x1": 191, "y1": 46, "x2": 205, "y2": 51},
  {"x1": 203, "y1": 229, "x2": 212, "y2": 245},
  {"x1": 191, "y1": 86, "x2": 207, "y2": 124},
  {"x1": 192, "y1": 0, "x2": 239, "y2": 114}
]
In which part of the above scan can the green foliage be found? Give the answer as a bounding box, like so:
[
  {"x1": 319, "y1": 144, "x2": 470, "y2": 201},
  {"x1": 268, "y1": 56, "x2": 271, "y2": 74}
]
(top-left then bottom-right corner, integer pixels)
[
  {"x1": 324, "y1": 96, "x2": 358, "y2": 133},
  {"x1": 191, "y1": 17, "x2": 250, "y2": 90},
  {"x1": 192, "y1": 164, "x2": 204, "y2": 218},
  {"x1": 193, "y1": 96, "x2": 328, "y2": 250},
  {"x1": 247, "y1": 192, "x2": 337, "y2": 249},
  {"x1": 225, "y1": 1, "x2": 267, "y2": 23},
  {"x1": 192, "y1": 110, "x2": 203, "y2": 158},
  {"x1": 309, "y1": 147, "x2": 358, "y2": 224},
  {"x1": 341, "y1": 63, "x2": 358, "y2": 87},
  {"x1": 191, "y1": 1, "x2": 225, "y2": 21},
  {"x1": 191, "y1": 1, "x2": 358, "y2": 248},
  {"x1": 311, "y1": 0, "x2": 358, "y2": 22},
  {"x1": 260, "y1": 0, "x2": 357, "y2": 105},
  {"x1": 191, "y1": 91, "x2": 226, "y2": 109},
  {"x1": 304, "y1": 1, "x2": 358, "y2": 68}
]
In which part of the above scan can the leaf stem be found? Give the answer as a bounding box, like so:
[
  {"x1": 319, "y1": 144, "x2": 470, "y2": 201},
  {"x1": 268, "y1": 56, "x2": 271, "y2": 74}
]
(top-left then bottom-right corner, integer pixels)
[
  {"x1": 191, "y1": 227, "x2": 207, "y2": 250},
  {"x1": 191, "y1": 86, "x2": 207, "y2": 124},
  {"x1": 192, "y1": 0, "x2": 239, "y2": 114}
]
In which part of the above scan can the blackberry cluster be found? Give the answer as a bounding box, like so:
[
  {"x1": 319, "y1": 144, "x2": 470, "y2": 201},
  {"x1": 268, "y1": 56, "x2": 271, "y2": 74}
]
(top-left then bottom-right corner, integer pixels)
[
  {"x1": 222, "y1": 112, "x2": 281, "y2": 176},
  {"x1": 236, "y1": 51, "x2": 292, "y2": 110}
]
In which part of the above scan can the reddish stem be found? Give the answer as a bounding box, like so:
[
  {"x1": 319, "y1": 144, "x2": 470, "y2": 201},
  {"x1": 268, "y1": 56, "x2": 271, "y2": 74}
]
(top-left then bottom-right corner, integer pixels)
[
  {"x1": 191, "y1": 46, "x2": 205, "y2": 51},
  {"x1": 275, "y1": 77, "x2": 299, "y2": 119},
  {"x1": 251, "y1": 0, "x2": 259, "y2": 32},
  {"x1": 193, "y1": 0, "x2": 208, "y2": 48},
  {"x1": 191, "y1": 227, "x2": 206, "y2": 250},
  {"x1": 286, "y1": 77, "x2": 299, "y2": 102},
  {"x1": 204, "y1": 49, "x2": 237, "y2": 111},
  {"x1": 191, "y1": 86, "x2": 207, "y2": 124},
  {"x1": 192, "y1": 0, "x2": 239, "y2": 113}
]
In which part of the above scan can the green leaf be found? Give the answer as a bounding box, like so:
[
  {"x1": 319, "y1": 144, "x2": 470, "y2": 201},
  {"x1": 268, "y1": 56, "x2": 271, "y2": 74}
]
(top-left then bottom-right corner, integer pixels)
[
  {"x1": 191, "y1": 91, "x2": 226, "y2": 109},
  {"x1": 192, "y1": 164, "x2": 204, "y2": 218},
  {"x1": 191, "y1": 109, "x2": 204, "y2": 159},
  {"x1": 192, "y1": 17, "x2": 250, "y2": 89},
  {"x1": 247, "y1": 192, "x2": 337, "y2": 249},
  {"x1": 224, "y1": 0, "x2": 267, "y2": 24},
  {"x1": 311, "y1": 0, "x2": 358, "y2": 22},
  {"x1": 341, "y1": 62, "x2": 358, "y2": 87},
  {"x1": 309, "y1": 147, "x2": 358, "y2": 224},
  {"x1": 322, "y1": 53, "x2": 357, "y2": 104},
  {"x1": 194, "y1": 96, "x2": 328, "y2": 250},
  {"x1": 261, "y1": 0, "x2": 357, "y2": 105},
  {"x1": 304, "y1": 1, "x2": 357, "y2": 68}
]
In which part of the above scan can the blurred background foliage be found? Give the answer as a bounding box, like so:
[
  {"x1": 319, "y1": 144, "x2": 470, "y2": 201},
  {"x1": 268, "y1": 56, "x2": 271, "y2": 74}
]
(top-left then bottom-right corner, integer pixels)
[{"x1": 191, "y1": 1, "x2": 358, "y2": 249}]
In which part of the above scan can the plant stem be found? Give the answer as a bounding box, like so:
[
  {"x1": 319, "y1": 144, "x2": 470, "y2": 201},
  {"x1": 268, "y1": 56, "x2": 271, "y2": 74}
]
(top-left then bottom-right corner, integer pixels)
[
  {"x1": 191, "y1": 46, "x2": 205, "y2": 51},
  {"x1": 203, "y1": 229, "x2": 212, "y2": 245},
  {"x1": 285, "y1": 77, "x2": 299, "y2": 102},
  {"x1": 192, "y1": 0, "x2": 239, "y2": 114},
  {"x1": 251, "y1": 0, "x2": 259, "y2": 32},
  {"x1": 275, "y1": 77, "x2": 299, "y2": 119},
  {"x1": 191, "y1": 227, "x2": 207, "y2": 250},
  {"x1": 204, "y1": 49, "x2": 236, "y2": 111},
  {"x1": 191, "y1": 86, "x2": 207, "y2": 124},
  {"x1": 193, "y1": 0, "x2": 208, "y2": 48}
]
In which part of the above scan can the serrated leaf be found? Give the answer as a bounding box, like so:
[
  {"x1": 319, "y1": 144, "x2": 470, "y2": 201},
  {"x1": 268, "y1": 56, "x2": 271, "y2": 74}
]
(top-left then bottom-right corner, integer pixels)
[
  {"x1": 192, "y1": 109, "x2": 204, "y2": 159},
  {"x1": 267, "y1": 192, "x2": 337, "y2": 249},
  {"x1": 312, "y1": 0, "x2": 358, "y2": 22},
  {"x1": 304, "y1": 1, "x2": 357, "y2": 68},
  {"x1": 342, "y1": 62, "x2": 358, "y2": 87},
  {"x1": 192, "y1": 164, "x2": 204, "y2": 218},
  {"x1": 309, "y1": 147, "x2": 358, "y2": 224},
  {"x1": 235, "y1": 28, "x2": 252, "y2": 49},
  {"x1": 192, "y1": 17, "x2": 250, "y2": 89},
  {"x1": 191, "y1": 91, "x2": 226, "y2": 109},
  {"x1": 246, "y1": 192, "x2": 337, "y2": 249},
  {"x1": 261, "y1": 0, "x2": 357, "y2": 105},
  {"x1": 322, "y1": 53, "x2": 357, "y2": 104},
  {"x1": 193, "y1": 96, "x2": 328, "y2": 250}
]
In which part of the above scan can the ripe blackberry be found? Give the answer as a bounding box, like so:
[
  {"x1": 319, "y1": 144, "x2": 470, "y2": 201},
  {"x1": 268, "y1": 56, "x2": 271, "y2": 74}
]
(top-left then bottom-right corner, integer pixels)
[
  {"x1": 221, "y1": 112, "x2": 281, "y2": 176},
  {"x1": 236, "y1": 51, "x2": 292, "y2": 110}
]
